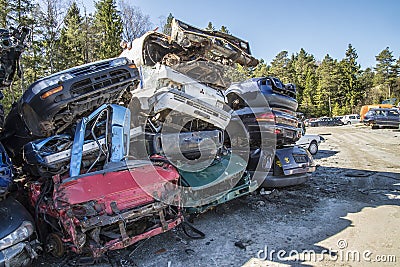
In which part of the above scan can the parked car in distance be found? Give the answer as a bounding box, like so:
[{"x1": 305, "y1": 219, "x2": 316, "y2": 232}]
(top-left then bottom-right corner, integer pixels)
[
  {"x1": 360, "y1": 104, "x2": 393, "y2": 121},
  {"x1": 309, "y1": 117, "x2": 343, "y2": 127},
  {"x1": 363, "y1": 108, "x2": 400, "y2": 129},
  {"x1": 296, "y1": 134, "x2": 325, "y2": 155},
  {"x1": 341, "y1": 114, "x2": 360, "y2": 125}
]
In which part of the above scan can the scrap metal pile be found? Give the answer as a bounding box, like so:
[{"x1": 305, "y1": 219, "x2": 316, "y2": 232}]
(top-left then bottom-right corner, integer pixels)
[{"x1": 0, "y1": 19, "x2": 316, "y2": 266}]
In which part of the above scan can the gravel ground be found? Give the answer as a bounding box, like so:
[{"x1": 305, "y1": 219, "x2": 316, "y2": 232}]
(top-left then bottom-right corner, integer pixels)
[{"x1": 34, "y1": 125, "x2": 400, "y2": 267}]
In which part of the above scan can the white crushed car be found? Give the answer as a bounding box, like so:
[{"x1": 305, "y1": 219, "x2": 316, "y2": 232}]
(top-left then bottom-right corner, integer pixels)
[{"x1": 295, "y1": 134, "x2": 325, "y2": 155}]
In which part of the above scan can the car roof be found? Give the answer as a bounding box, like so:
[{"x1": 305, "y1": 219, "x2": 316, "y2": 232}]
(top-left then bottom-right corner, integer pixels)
[{"x1": 370, "y1": 108, "x2": 396, "y2": 111}]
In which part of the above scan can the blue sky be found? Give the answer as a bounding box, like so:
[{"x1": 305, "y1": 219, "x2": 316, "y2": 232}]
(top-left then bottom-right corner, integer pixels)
[{"x1": 82, "y1": 0, "x2": 399, "y2": 69}]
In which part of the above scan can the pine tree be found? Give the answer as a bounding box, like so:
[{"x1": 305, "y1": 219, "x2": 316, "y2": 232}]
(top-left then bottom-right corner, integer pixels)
[
  {"x1": 205, "y1": 22, "x2": 215, "y2": 31},
  {"x1": 93, "y1": 0, "x2": 123, "y2": 60},
  {"x1": 59, "y1": 2, "x2": 85, "y2": 69},
  {"x1": 315, "y1": 54, "x2": 340, "y2": 116},
  {"x1": 0, "y1": 0, "x2": 9, "y2": 28},
  {"x1": 374, "y1": 47, "x2": 397, "y2": 98},
  {"x1": 359, "y1": 67, "x2": 377, "y2": 104},
  {"x1": 269, "y1": 51, "x2": 291, "y2": 82},
  {"x1": 252, "y1": 59, "x2": 270, "y2": 78},
  {"x1": 339, "y1": 44, "x2": 362, "y2": 113},
  {"x1": 292, "y1": 48, "x2": 316, "y2": 108},
  {"x1": 163, "y1": 13, "x2": 173, "y2": 35},
  {"x1": 220, "y1": 25, "x2": 229, "y2": 34}
]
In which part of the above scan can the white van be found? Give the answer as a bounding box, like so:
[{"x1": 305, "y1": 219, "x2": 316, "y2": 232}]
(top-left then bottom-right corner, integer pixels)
[{"x1": 341, "y1": 114, "x2": 360, "y2": 125}]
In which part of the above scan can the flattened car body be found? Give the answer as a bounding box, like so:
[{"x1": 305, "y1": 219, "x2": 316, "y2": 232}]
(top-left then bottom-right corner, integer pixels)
[
  {"x1": 131, "y1": 64, "x2": 230, "y2": 130},
  {"x1": 30, "y1": 160, "x2": 182, "y2": 257},
  {"x1": 26, "y1": 104, "x2": 182, "y2": 257},
  {"x1": 121, "y1": 18, "x2": 258, "y2": 70},
  {"x1": 262, "y1": 146, "x2": 316, "y2": 188},
  {"x1": 178, "y1": 153, "x2": 257, "y2": 214},
  {"x1": 1, "y1": 57, "x2": 139, "y2": 163}
]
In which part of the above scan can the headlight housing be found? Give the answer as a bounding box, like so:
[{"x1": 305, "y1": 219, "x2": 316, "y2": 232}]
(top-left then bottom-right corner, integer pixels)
[
  {"x1": 110, "y1": 57, "x2": 127, "y2": 67},
  {"x1": 0, "y1": 221, "x2": 34, "y2": 250},
  {"x1": 31, "y1": 73, "x2": 73, "y2": 94}
]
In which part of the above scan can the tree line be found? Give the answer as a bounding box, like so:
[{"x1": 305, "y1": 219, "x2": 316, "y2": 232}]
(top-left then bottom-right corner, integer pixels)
[{"x1": 1, "y1": 0, "x2": 399, "y2": 117}]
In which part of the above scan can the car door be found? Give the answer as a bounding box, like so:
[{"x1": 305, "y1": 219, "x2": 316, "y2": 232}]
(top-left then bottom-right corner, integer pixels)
[
  {"x1": 375, "y1": 110, "x2": 386, "y2": 126},
  {"x1": 387, "y1": 110, "x2": 400, "y2": 127}
]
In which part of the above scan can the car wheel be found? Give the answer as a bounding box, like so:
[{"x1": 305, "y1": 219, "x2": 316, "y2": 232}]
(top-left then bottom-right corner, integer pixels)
[
  {"x1": 347, "y1": 121, "x2": 351, "y2": 125},
  {"x1": 308, "y1": 141, "x2": 318, "y2": 155}
]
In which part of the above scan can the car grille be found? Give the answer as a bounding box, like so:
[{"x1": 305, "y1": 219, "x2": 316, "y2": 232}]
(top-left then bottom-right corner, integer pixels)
[
  {"x1": 70, "y1": 69, "x2": 132, "y2": 97},
  {"x1": 69, "y1": 61, "x2": 111, "y2": 76}
]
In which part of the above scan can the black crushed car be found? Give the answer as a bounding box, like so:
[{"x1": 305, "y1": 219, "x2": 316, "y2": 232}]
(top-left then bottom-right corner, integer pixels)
[
  {"x1": 1, "y1": 57, "x2": 139, "y2": 163},
  {"x1": 225, "y1": 77, "x2": 300, "y2": 148}
]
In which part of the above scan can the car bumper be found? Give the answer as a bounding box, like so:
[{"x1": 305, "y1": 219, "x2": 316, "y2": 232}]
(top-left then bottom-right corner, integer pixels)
[
  {"x1": 0, "y1": 241, "x2": 37, "y2": 267},
  {"x1": 262, "y1": 172, "x2": 311, "y2": 188},
  {"x1": 185, "y1": 177, "x2": 258, "y2": 214}
]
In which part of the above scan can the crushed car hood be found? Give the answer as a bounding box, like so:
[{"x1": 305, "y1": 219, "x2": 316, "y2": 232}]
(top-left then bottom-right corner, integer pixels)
[{"x1": 55, "y1": 160, "x2": 179, "y2": 214}]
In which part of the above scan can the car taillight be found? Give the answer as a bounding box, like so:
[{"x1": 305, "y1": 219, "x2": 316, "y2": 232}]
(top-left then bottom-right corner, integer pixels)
[
  {"x1": 274, "y1": 129, "x2": 281, "y2": 135},
  {"x1": 256, "y1": 112, "x2": 275, "y2": 122}
]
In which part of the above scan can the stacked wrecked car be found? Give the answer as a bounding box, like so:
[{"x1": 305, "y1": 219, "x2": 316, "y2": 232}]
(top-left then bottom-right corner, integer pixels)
[{"x1": 0, "y1": 18, "x2": 316, "y2": 265}]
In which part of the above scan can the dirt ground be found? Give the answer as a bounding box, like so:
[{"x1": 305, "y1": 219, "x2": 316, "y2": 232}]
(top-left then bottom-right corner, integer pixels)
[{"x1": 35, "y1": 125, "x2": 400, "y2": 267}]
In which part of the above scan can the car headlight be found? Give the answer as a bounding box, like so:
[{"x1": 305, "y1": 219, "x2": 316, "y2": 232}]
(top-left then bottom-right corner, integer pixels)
[
  {"x1": 0, "y1": 221, "x2": 34, "y2": 250},
  {"x1": 216, "y1": 101, "x2": 224, "y2": 110},
  {"x1": 31, "y1": 73, "x2": 73, "y2": 94},
  {"x1": 110, "y1": 57, "x2": 127, "y2": 67}
]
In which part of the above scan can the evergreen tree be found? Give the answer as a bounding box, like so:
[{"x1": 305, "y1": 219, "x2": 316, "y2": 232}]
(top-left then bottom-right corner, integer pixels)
[
  {"x1": 374, "y1": 47, "x2": 397, "y2": 98},
  {"x1": 59, "y1": 2, "x2": 85, "y2": 69},
  {"x1": 0, "y1": 0, "x2": 9, "y2": 28},
  {"x1": 269, "y1": 51, "x2": 291, "y2": 82},
  {"x1": 252, "y1": 59, "x2": 270, "y2": 78},
  {"x1": 359, "y1": 67, "x2": 377, "y2": 104},
  {"x1": 81, "y1": 9, "x2": 96, "y2": 63},
  {"x1": 339, "y1": 44, "x2": 362, "y2": 113},
  {"x1": 302, "y1": 68, "x2": 318, "y2": 115},
  {"x1": 220, "y1": 25, "x2": 229, "y2": 34},
  {"x1": 205, "y1": 21, "x2": 215, "y2": 31},
  {"x1": 37, "y1": 0, "x2": 66, "y2": 74},
  {"x1": 292, "y1": 48, "x2": 316, "y2": 108},
  {"x1": 93, "y1": 0, "x2": 123, "y2": 60},
  {"x1": 163, "y1": 13, "x2": 173, "y2": 35},
  {"x1": 6, "y1": 0, "x2": 34, "y2": 27},
  {"x1": 315, "y1": 54, "x2": 340, "y2": 116}
]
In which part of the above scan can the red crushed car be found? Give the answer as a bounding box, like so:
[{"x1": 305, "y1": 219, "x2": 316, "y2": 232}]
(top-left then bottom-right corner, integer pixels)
[{"x1": 26, "y1": 104, "x2": 182, "y2": 258}]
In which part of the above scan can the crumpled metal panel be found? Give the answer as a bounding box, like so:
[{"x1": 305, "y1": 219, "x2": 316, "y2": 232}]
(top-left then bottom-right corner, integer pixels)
[
  {"x1": 178, "y1": 152, "x2": 256, "y2": 212},
  {"x1": 275, "y1": 145, "x2": 316, "y2": 175},
  {"x1": 146, "y1": 129, "x2": 223, "y2": 159},
  {"x1": 0, "y1": 142, "x2": 13, "y2": 196},
  {"x1": 56, "y1": 161, "x2": 179, "y2": 214},
  {"x1": 70, "y1": 104, "x2": 130, "y2": 177},
  {"x1": 170, "y1": 19, "x2": 259, "y2": 67}
]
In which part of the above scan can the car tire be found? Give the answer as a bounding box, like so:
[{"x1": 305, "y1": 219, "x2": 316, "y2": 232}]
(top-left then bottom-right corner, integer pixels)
[
  {"x1": 308, "y1": 140, "x2": 318, "y2": 155},
  {"x1": 347, "y1": 121, "x2": 351, "y2": 125}
]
